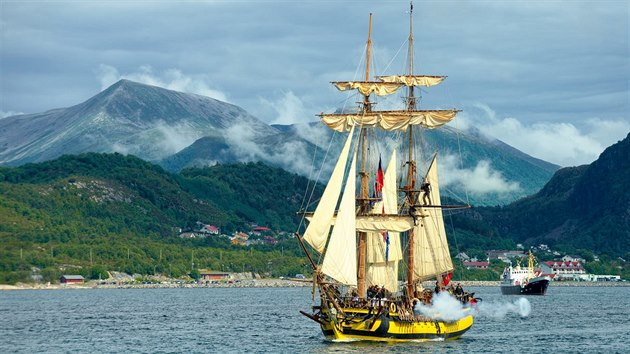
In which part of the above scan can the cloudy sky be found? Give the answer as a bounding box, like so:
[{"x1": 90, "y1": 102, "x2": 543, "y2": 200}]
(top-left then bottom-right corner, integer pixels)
[{"x1": 1, "y1": 0, "x2": 628, "y2": 167}]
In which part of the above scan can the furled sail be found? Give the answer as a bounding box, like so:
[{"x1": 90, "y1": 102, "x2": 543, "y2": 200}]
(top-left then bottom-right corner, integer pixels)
[
  {"x1": 332, "y1": 81, "x2": 403, "y2": 96},
  {"x1": 306, "y1": 214, "x2": 414, "y2": 232},
  {"x1": 376, "y1": 75, "x2": 445, "y2": 87},
  {"x1": 320, "y1": 110, "x2": 458, "y2": 132},
  {"x1": 412, "y1": 154, "x2": 454, "y2": 281},
  {"x1": 302, "y1": 125, "x2": 355, "y2": 254},
  {"x1": 366, "y1": 150, "x2": 403, "y2": 293},
  {"x1": 321, "y1": 151, "x2": 358, "y2": 286}
]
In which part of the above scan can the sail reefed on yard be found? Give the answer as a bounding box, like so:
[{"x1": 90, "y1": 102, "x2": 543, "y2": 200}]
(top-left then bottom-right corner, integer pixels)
[
  {"x1": 319, "y1": 110, "x2": 458, "y2": 132},
  {"x1": 332, "y1": 81, "x2": 403, "y2": 96},
  {"x1": 376, "y1": 75, "x2": 446, "y2": 87}
]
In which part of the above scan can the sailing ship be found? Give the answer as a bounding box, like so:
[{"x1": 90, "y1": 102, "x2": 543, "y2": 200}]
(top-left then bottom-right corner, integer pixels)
[
  {"x1": 296, "y1": 3, "x2": 474, "y2": 341},
  {"x1": 500, "y1": 251, "x2": 551, "y2": 295}
]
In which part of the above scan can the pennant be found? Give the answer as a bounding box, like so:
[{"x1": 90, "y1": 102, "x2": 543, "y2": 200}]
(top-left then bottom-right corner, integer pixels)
[{"x1": 375, "y1": 156, "x2": 384, "y2": 197}]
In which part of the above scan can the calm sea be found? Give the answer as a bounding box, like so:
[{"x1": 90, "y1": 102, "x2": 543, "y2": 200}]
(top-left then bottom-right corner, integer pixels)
[{"x1": 1, "y1": 286, "x2": 628, "y2": 353}]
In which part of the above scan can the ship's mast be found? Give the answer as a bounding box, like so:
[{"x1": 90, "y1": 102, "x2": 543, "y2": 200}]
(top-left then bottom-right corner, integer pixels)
[
  {"x1": 404, "y1": 1, "x2": 418, "y2": 300},
  {"x1": 356, "y1": 13, "x2": 373, "y2": 298}
]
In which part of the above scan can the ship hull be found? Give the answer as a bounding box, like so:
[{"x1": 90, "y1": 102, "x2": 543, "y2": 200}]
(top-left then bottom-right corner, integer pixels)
[
  {"x1": 500, "y1": 277, "x2": 550, "y2": 295},
  {"x1": 318, "y1": 308, "x2": 474, "y2": 342}
]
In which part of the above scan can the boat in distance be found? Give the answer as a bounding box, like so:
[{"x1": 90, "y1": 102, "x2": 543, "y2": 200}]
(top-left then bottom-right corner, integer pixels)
[{"x1": 500, "y1": 251, "x2": 551, "y2": 295}]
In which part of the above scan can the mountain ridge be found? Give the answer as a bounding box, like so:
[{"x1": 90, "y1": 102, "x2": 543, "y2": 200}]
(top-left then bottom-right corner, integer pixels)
[
  {"x1": 461, "y1": 133, "x2": 630, "y2": 256},
  {"x1": 1, "y1": 79, "x2": 558, "y2": 205}
]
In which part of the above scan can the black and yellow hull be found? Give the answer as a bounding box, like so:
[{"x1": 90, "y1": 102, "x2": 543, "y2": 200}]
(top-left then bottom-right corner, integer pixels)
[{"x1": 318, "y1": 308, "x2": 473, "y2": 342}]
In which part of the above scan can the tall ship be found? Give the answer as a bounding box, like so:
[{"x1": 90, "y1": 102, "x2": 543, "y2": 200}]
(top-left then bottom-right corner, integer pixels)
[
  {"x1": 500, "y1": 251, "x2": 551, "y2": 295},
  {"x1": 296, "y1": 3, "x2": 474, "y2": 341}
]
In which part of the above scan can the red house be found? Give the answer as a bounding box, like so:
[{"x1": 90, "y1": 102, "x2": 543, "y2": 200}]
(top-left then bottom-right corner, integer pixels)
[
  {"x1": 60, "y1": 275, "x2": 85, "y2": 284},
  {"x1": 463, "y1": 261, "x2": 490, "y2": 270}
]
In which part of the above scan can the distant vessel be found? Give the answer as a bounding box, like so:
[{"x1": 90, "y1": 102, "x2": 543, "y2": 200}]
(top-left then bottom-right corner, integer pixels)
[
  {"x1": 295, "y1": 3, "x2": 474, "y2": 342},
  {"x1": 500, "y1": 251, "x2": 550, "y2": 295}
]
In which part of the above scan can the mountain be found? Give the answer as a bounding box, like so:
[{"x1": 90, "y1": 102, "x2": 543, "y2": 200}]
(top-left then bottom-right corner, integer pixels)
[
  {"x1": 0, "y1": 79, "x2": 279, "y2": 165},
  {"x1": 0, "y1": 79, "x2": 558, "y2": 205},
  {"x1": 461, "y1": 133, "x2": 630, "y2": 256},
  {"x1": 158, "y1": 127, "x2": 321, "y2": 173}
]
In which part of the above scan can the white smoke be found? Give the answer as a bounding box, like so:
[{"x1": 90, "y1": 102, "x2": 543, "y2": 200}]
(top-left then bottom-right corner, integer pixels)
[
  {"x1": 474, "y1": 297, "x2": 531, "y2": 319},
  {"x1": 414, "y1": 292, "x2": 471, "y2": 322}
]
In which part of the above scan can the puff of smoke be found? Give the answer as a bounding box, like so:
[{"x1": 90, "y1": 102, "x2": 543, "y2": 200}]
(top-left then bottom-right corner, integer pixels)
[
  {"x1": 474, "y1": 297, "x2": 531, "y2": 319},
  {"x1": 414, "y1": 292, "x2": 471, "y2": 322}
]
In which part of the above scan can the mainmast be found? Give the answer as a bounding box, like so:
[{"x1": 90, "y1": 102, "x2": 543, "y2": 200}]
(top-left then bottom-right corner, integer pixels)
[
  {"x1": 356, "y1": 13, "x2": 373, "y2": 298},
  {"x1": 404, "y1": 1, "x2": 418, "y2": 300}
]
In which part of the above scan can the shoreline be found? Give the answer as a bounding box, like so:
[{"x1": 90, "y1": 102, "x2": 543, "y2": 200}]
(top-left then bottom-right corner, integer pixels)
[{"x1": 1, "y1": 279, "x2": 627, "y2": 291}]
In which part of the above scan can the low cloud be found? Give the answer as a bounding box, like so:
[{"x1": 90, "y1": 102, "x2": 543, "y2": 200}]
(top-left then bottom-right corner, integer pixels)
[
  {"x1": 110, "y1": 120, "x2": 204, "y2": 160},
  {"x1": 1, "y1": 111, "x2": 22, "y2": 119},
  {"x1": 440, "y1": 154, "x2": 521, "y2": 196},
  {"x1": 259, "y1": 91, "x2": 311, "y2": 125},
  {"x1": 224, "y1": 120, "x2": 315, "y2": 176},
  {"x1": 97, "y1": 64, "x2": 229, "y2": 102},
  {"x1": 152, "y1": 121, "x2": 202, "y2": 155},
  {"x1": 458, "y1": 103, "x2": 630, "y2": 167}
]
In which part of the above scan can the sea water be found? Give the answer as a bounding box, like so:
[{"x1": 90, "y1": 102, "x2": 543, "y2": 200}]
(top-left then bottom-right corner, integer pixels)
[{"x1": 0, "y1": 286, "x2": 628, "y2": 353}]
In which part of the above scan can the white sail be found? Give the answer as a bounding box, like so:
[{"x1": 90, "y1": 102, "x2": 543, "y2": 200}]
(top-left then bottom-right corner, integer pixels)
[
  {"x1": 412, "y1": 154, "x2": 454, "y2": 280},
  {"x1": 366, "y1": 150, "x2": 403, "y2": 293},
  {"x1": 333, "y1": 81, "x2": 403, "y2": 96},
  {"x1": 321, "y1": 151, "x2": 358, "y2": 286},
  {"x1": 306, "y1": 214, "x2": 414, "y2": 232},
  {"x1": 382, "y1": 150, "x2": 403, "y2": 262},
  {"x1": 366, "y1": 262, "x2": 400, "y2": 293},
  {"x1": 377, "y1": 75, "x2": 445, "y2": 87},
  {"x1": 320, "y1": 110, "x2": 457, "y2": 132},
  {"x1": 302, "y1": 125, "x2": 355, "y2": 254}
]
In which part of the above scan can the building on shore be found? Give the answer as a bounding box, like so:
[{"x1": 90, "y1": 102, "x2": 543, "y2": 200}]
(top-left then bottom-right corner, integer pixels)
[{"x1": 60, "y1": 275, "x2": 85, "y2": 284}]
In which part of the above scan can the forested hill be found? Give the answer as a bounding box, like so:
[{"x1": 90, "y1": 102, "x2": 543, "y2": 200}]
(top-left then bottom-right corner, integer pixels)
[
  {"x1": 0, "y1": 153, "x2": 315, "y2": 235},
  {"x1": 464, "y1": 133, "x2": 630, "y2": 257},
  {"x1": 0, "y1": 153, "x2": 319, "y2": 283}
]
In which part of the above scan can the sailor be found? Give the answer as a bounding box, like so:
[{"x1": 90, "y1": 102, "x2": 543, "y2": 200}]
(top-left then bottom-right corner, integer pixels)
[
  {"x1": 421, "y1": 178, "x2": 431, "y2": 205},
  {"x1": 455, "y1": 283, "x2": 464, "y2": 298}
]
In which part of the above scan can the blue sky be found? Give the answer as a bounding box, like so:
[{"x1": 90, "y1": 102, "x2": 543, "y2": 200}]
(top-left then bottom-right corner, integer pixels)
[{"x1": 1, "y1": 0, "x2": 628, "y2": 167}]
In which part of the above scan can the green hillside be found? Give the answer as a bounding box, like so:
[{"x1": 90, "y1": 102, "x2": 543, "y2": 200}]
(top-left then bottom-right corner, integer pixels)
[
  {"x1": 1, "y1": 147, "x2": 627, "y2": 285},
  {"x1": 0, "y1": 153, "x2": 316, "y2": 284},
  {"x1": 456, "y1": 133, "x2": 630, "y2": 257}
]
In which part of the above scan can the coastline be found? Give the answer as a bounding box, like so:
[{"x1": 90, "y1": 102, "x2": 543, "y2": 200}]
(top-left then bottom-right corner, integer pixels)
[{"x1": 1, "y1": 279, "x2": 627, "y2": 291}]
